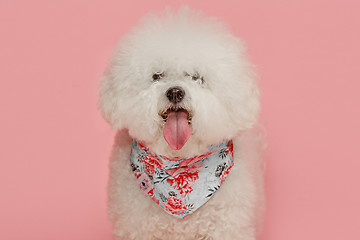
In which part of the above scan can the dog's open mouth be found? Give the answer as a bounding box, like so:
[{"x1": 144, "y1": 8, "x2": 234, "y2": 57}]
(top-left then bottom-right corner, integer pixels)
[
  {"x1": 160, "y1": 107, "x2": 192, "y2": 124},
  {"x1": 159, "y1": 107, "x2": 192, "y2": 150}
]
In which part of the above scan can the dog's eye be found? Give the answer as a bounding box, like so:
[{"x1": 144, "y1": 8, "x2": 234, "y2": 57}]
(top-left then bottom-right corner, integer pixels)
[
  {"x1": 191, "y1": 72, "x2": 201, "y2": 81},
  {"x1": 185, "y1": 72, "x2": 204, "y2": 84},
  {"x1": 152, "y1": 72, "x2": 164, "y2": 81}
]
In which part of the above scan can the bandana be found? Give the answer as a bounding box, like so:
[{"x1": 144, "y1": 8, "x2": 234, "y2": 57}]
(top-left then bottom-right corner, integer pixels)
[{"x1": 129, "y1": 139, "x2": 234, "y2": 219}]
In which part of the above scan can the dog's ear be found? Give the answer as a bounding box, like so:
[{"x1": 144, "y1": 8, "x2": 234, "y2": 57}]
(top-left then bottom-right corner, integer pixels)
[
  {"x1": 237, "y1": 78, "x2": 260, "y2": 133},
  {"x1": 238, "y1": 67, "x2": 260, "y2": 132},
  {"x1": 98, "y1": 67, "x2": 125, "y2": 130},
  {"x1": 228, "y1": 38, "x2": 261, "y2": 133}
]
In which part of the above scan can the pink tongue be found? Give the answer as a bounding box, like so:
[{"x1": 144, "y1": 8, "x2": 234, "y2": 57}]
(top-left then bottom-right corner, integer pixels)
[{"x1": 164, "y1": 111, "x2": 191, "y2": 150}]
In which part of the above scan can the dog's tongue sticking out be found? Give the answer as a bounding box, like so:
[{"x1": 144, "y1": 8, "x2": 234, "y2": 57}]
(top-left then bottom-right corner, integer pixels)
[{"x1": 164, "y1": 110, "x2": 191, "y2": 150}]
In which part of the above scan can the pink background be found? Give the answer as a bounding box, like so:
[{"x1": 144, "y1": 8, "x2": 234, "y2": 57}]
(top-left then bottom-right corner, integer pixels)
[{"x1": 1, "y1": 0, "x2": 360, "y2": 239}]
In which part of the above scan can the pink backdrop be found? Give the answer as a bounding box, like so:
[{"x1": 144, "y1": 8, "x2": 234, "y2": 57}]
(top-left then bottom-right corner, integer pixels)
[{"x1": 1, "y1": 0, "x2": 360, "y2": 239}]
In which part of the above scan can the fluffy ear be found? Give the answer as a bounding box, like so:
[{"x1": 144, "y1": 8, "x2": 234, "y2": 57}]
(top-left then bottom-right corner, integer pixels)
[
  {"x1": 216, "y1": 37, "x2": 261, "y2": 133},
  {"x1": 234, "y1": 38, "x2": 261, "y2": 132},
  {"x1": 98, "y1": 67, "x2": 124, "y2": 130},
  {"x1": 235, "y1": 70, "x2": 260, "y2": 133},
  {"x1": 239, "y1": 76, "x2": 261, "y2": 131}
]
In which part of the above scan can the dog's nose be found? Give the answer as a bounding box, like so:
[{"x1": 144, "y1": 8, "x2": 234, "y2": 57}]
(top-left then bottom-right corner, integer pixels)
[{"x1": 166, "y1": 87, "x2": 185, "y2": 103}]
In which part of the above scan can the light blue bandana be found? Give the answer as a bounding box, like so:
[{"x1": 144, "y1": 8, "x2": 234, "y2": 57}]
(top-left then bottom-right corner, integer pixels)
[{"x1": 129, "y1": 139, "x2": 234, "y2": 219}]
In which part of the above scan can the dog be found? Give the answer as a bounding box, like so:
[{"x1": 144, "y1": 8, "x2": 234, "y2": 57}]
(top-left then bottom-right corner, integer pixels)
[{"x1": 98, "y1": 7, "x2": 264, "y2": 240}]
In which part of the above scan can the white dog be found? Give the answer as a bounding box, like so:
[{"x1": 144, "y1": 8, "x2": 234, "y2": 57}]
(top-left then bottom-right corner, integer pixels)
[{"x1": 99, "y1": 7, "x2": 264, "y2": 240}]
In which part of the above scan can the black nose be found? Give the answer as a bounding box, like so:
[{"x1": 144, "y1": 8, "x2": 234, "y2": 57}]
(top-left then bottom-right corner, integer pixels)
[{"x1": 166, "y1": 87, "x2": 185, "y2": 103}]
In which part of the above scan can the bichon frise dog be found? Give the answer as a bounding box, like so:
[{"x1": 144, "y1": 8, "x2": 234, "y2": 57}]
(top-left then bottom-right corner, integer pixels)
[{"x1": 99, "y1": 7, "x2": 264, "y2": 240}]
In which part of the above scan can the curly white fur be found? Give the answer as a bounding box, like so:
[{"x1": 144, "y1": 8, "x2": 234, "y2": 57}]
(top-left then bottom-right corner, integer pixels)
[{"x1": 99, "y1": 6, "x2": 264, "y2": 240}]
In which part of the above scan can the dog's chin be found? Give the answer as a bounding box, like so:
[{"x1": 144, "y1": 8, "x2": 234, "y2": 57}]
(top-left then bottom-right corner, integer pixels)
[{"x1": 159, "y1": 106, "x2": 192, "y2": 150}]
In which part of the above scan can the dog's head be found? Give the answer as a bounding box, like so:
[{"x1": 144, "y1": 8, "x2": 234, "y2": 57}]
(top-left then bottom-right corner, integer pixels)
[{"x1": 99, "y1": 7, "x2": 259, "y2": 152}]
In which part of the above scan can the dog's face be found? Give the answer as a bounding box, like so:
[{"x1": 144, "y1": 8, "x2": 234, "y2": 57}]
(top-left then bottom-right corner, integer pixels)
[{"x1": 99, "y1": 9, "x2": 259, "y2": 152}]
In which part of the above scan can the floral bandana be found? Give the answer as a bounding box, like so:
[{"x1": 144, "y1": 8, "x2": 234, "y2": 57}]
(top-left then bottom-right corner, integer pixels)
[{"x1": 129, "y1": 139, "x2": 234, "y2": 219}]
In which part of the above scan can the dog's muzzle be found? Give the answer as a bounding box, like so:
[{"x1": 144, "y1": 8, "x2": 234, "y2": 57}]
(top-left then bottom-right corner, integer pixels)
[{"x1": 159, "y1": 86, "x2": 192, "y2": 150}]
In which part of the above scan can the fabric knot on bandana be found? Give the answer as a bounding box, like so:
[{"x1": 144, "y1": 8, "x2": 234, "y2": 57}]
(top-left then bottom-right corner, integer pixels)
[{"x1": 129, "y1": 139, "x2": 234, "y2": 219}]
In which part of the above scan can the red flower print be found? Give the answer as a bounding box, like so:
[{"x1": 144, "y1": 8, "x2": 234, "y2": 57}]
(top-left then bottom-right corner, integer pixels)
[
  {"x1": 178, "y1": 150, "x2": 216, "y2": 167},
  {"x1": 134, "y1": 172, "x2": 142, "y2": 179},
  {"x1": 220, "y1": 164, "x2": 233, "y2": 185},
  {"x1": 162, "y1": 196, "x2": 187, "y2": 215},
  {"x1": 166, "y1": 163, "x2": 203, "y2": 196},
  {"x1": 142, "y1": 152, "x2": 164, "y2": 175},
  {"x1": 224, "y1": 140, "x2": 234, "y2": 157},
  {"x1": 162, "y1": 149, "x2": 216, "y2": 164},
  {"x1": 137, "y1": 141, "x2": 147, "y2": 150},
  {"x1": 162, "y1": 156, "x2": 183, "y2": 161}
]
